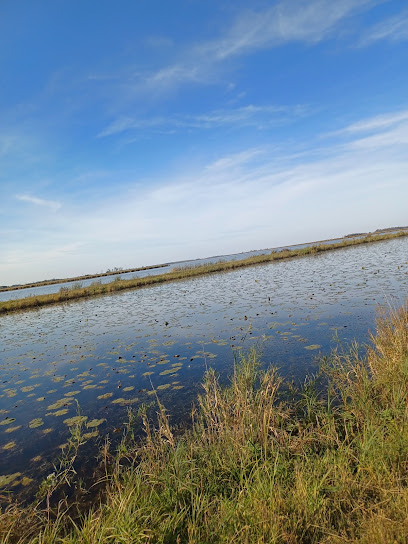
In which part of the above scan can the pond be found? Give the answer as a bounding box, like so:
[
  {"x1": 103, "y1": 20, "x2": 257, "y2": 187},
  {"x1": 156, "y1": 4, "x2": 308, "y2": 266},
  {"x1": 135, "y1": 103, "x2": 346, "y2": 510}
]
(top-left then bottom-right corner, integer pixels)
[
  {"x1": 0, "y1": 236, "x2": 407, "y2": 497},
  {"x1": 0, "y1": 235, "x2": 357, "y2": 302}
]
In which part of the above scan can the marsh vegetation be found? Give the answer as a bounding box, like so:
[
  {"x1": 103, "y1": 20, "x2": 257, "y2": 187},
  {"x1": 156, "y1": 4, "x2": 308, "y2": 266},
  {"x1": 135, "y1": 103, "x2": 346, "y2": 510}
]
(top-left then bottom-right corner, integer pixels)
[
  {"x1": 1, "y1": 302, "x2": 408, "y2": 542},
  {"x1": 1, "y1": 230, "x2": 407, "y2": 315}
]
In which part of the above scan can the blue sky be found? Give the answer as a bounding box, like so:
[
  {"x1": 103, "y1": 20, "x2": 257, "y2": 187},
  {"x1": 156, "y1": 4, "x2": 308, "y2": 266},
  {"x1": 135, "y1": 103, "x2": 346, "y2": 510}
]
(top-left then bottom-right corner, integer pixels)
[{"x1": 1, "y1": 0, "x2": 407, "y2": 285}]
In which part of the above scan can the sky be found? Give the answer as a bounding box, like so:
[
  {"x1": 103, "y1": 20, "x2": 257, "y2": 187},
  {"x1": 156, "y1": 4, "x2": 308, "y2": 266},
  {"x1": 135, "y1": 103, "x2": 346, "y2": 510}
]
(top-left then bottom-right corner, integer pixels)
[{"x1": 1, "y1": 0, "x2": 407, "y2": 286}]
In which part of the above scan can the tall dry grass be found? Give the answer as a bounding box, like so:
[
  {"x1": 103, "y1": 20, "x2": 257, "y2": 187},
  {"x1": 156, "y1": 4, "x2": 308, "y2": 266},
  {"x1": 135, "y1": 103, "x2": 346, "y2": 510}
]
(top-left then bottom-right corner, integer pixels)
[{"x1": 2, "y1": 302, "x2": 408, "y2": 542}]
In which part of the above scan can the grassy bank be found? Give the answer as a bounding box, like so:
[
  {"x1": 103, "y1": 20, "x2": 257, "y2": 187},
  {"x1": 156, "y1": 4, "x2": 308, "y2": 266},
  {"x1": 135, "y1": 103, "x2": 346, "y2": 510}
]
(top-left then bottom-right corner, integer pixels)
[
  {"x1": 0, "y1": 230, "x2": 408, "y2": 315},
  {"x1": 1, "y1": 230, "x2": 408, "y2": 316},
  {"x1": 0, "y1": 264, "x2": 168, "y2": 293},
  {"x1": 2, "y1": 302, "x2": 408, "y2": 542}
]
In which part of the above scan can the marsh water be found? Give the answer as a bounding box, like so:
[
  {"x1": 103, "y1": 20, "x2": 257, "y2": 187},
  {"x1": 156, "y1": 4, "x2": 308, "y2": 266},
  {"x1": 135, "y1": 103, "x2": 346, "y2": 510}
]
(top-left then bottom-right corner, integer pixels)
[
  {"x1": 1, "y1": 237, "x2": 407, "y2": 496},
  {"x1": 0, "y1": 236, "x2": 364, "y2": 302}
]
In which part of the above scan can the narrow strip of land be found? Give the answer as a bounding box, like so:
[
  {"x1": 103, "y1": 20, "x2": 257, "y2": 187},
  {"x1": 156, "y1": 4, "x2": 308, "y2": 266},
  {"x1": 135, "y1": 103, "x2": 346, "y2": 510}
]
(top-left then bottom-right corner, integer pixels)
[
  {"x1": 0, "y1": 263, "x2": 168, "y2": 292},
  {"x1": 1, "y1": 230, "x2": 407, "y2": 315}
]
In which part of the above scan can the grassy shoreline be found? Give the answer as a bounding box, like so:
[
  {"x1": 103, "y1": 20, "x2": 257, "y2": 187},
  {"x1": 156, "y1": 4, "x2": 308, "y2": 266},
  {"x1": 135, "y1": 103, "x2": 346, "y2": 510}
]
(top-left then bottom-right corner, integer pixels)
[
  {"x1": 0, "y1": 263, "x2": 168, "y2": 293},
  {"x1": 1, "y1": 230, "x2": 408, "y2": 315},
  {"x1": 1, "y1": 302, "x2": 408, "y2": 542}
]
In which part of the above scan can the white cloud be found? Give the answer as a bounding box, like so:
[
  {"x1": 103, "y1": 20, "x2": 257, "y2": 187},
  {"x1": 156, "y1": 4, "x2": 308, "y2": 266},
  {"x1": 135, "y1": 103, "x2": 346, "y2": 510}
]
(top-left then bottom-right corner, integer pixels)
[
  {"x1": 134, "y1": 0, "x2": 381, "y2": 92},
  {"x1": 98, "y1": 104, "x2": 308, "y2": 137},
  {"x1": 199, "y1": 0, "x2": 377, "y2": 60},
  {"x1": 91, "y1": 0, "x2": 382, "y2": 101},
  {"x1": 359, "y1": 11, "x2": 408, "y2": 45},
  {"x1": 338, "y1": 110, "x2": 408, "y2": 133},
  {"x1": 16, "y1": 194, "x2": 62, "y2": 212},
  {"x1": 3, "y1": 108, "x2": 408, "y2": 285}
]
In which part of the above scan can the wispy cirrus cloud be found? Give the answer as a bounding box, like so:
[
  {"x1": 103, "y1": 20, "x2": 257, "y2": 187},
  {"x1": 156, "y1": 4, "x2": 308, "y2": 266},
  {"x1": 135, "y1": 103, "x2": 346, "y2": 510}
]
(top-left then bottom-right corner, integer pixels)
[
  {"x1": 359, "y1": 10, "x2": 408, "y2": 45},
  {"x1": 4, "y1": 107, "x2": 408, "y2": 284},
  {"x1": 16, "y1": 194, "x2": 62, "y2": 212},
  {"x1": 98, "y1": 103, "x2": 309, "y2": 137},
  {"x1": 90, "y1": 0, "x2": 384, "y2": 101},
  {"x1": 132, "y1": 0, "x2": 383, "y2": 92},
  {"x1": 325, "y1": 110, "x2": 408, "y2": 144}
]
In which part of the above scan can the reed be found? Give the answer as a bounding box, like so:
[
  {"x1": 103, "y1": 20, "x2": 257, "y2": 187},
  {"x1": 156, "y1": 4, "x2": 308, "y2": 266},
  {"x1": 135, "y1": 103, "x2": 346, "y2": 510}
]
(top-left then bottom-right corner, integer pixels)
[
  {"x1": 1, "y1": 230, "x2": 407, "y2": 315},
  {"x1": 2, "y1": 302, "x2": 408, "y2": 542}
]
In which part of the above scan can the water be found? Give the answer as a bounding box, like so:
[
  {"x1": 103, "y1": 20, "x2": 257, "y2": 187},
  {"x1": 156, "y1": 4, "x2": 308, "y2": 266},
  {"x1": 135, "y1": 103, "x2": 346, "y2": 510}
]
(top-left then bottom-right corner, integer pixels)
[
  {"x1": 0, "y1": 235, "x2": 360, "y2": 302},
  {"x1": 0, "y1": 237, "x2": 407, "y2": 496}
]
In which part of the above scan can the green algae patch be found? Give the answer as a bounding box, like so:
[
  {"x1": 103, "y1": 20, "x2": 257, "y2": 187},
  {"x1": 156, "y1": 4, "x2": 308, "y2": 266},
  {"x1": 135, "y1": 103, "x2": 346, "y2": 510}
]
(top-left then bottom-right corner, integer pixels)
[
  {"x1": 86, "y1": 418, "x2": 105, "y2": 428},
  {"x1": 21, "y1": 385, "x2": 35, "y2": 392},
  {"x1": 47, "y1": 398, "x2": 73, "y2": 411},
  {"x1": 160, "y1": 367, "x2": 181, "y2": 376},
  {"x1": 157, "y1": 383, "x2": 171, "y2": 391},
  {"x1": 83, "y1": 431, "x2": 99, "y2": 440},
  {"x1": 31, "y1": 455, "x2": 42, "y2": 463},
  {"x1": 97, "y1": 392, "x2": 113, "y2": 400},
  {"x1": 0, "y1": 418, "x2": 16, "y2": 426},
  {"x1": 0, "y1": 473, "x2": 21, "y2": 487},
  {"x1": 5, "y1": 425, "x2": 22, "y2": 433},
  {"x1": 28, "y1": 418, "x2": 44, "y2": 429},
  {"x1": 46, "y1": 409, "x2": 69, "y2": 417},
  {"x1": 3, "y1": 441, "x2": 16, "y2": 450},
  {"x1": 64, "y1": 391, "x2": 81, "y2": 397},
  {"x1": 63, "y1": 416, "x2": 88, "y2": 427}
]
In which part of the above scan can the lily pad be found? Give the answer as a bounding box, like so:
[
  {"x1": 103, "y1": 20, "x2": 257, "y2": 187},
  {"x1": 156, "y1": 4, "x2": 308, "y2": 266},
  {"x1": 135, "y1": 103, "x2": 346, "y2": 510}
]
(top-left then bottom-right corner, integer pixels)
[
  {"x1": 97, "y1": 392, "x2": 113, "y2": 400},
  {"x1": 63, "y1": 416, "x2": 88, "y2": 427},
  {"x1": 0, "y1": 418, "x2": 16, "y2": 426},
  {"x1": 31, "y1": 455, "x2": 42, "y2": 463},
  {"x1": 47, "y1": 398, "x2": 73, "y2": 411},
  {"x1": 0, "y1": 473, "x2": 21, "y2": 487},
  {"x1": 305, "y1": 344, "x2": 321, "y2": 350},
  {"x1": 83, "y1": 431, "x2": 99, "y2": 440},
  {"x1": 160, "y1": 368, "x2": 180, "y2": 376},
  {"x1": 29, "y1": 418, "x2": 44, "y2": 429},
  {"x1": 5, "y1": 425, "x2": 22, "y2": 434},
  {"x1": 46, "y1": 409, "x2": 69, "y2": 417},
  {"x1": 64, "y1": 391, "x2": 81, "y2": 397},
  {"x1": 86, "y1": 418, "x2": 105, "y2": 428},
  {"x1": 3, "y1": 441, "x2": 16, "y2": 450},
  {"x1": 21, "y1": 385, "x2": 35, "y2": 392}
]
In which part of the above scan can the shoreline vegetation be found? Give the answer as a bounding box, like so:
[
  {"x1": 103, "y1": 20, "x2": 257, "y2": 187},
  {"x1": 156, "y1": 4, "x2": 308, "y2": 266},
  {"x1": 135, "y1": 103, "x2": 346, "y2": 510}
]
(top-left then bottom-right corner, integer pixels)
[
  {"x1": 1, "y1": 230, "x2": 408, "y2": 316},
  {"x1": 1, "y1": 302, "x2": 408, "y2": 542},
  {"x1": 0, "y1": 264, "x2": 168, "y2": 293}
]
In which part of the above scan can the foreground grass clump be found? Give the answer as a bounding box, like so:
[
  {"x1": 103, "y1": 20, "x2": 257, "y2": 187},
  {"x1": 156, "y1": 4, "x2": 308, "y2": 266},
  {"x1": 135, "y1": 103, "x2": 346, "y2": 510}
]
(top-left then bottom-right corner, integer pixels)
[
  {"x1": 1, "y1": 230, "x2": 408, "y2": 315},
  {"x1": 2, "y1": 303, "x2": 408, "y2": 543}
]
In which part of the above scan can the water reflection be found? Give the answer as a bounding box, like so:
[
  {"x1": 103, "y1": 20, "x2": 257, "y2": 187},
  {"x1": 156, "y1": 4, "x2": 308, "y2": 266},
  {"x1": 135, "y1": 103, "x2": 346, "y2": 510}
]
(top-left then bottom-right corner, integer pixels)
[{"x1": 0, "y1": 237, "x2": 407, "y2": 495}]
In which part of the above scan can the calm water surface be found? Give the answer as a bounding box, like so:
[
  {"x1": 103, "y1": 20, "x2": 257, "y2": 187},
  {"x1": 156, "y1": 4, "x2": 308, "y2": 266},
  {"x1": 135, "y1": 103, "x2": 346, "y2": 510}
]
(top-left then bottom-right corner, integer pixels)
[
  {"x1": 0, "y1": 236, "x2": 358, "y2": 302},
  {"x1": 0, "y1": 237, "x2": 407, "y2": 496}
]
